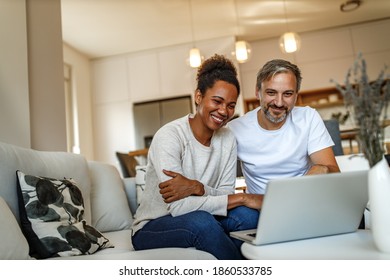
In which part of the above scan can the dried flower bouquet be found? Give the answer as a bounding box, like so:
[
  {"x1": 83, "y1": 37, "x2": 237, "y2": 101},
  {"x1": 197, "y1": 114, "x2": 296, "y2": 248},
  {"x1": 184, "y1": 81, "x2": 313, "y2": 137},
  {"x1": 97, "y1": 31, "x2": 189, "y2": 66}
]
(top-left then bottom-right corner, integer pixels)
[{"x1": 332, "y1": 54, "x2": 390, "y2": 167}]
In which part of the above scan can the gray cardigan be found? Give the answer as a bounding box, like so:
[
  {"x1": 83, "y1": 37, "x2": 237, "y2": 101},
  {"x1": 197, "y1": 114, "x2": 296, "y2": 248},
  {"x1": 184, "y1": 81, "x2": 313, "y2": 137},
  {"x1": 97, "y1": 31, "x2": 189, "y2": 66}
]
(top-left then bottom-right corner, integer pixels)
[{"x1": 131, "y1": 114, "x2": 237, "y2": 235}]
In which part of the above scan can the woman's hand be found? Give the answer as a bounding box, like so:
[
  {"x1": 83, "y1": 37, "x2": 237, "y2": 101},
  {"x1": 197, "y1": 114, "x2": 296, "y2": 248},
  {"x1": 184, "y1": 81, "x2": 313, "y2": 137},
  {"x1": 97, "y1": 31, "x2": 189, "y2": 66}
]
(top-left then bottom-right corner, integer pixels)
[{"x1": 159, "y1": 169, "x2": 205, "y2": 203}]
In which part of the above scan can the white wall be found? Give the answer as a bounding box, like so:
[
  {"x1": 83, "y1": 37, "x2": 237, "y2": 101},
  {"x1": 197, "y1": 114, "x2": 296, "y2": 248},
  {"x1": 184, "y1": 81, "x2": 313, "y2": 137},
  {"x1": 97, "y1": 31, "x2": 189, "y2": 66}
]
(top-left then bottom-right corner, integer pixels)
[
  {"x1": 0, "y1": 0, "x2": 30, "y2": 148},
  {"x1": 26, "y1": 0, "x2": 66, "y2": 151},
  {"x1": 0, "y1": 0, "x2": 66, "y2": 151}
]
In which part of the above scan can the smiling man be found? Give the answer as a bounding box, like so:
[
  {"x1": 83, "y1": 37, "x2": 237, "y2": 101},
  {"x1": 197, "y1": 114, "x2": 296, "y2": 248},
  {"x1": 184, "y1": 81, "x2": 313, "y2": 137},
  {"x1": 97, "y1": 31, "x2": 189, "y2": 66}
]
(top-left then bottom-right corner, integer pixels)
[{"x1": 228, "y1": 59, "x2": 340, "y2": 195}]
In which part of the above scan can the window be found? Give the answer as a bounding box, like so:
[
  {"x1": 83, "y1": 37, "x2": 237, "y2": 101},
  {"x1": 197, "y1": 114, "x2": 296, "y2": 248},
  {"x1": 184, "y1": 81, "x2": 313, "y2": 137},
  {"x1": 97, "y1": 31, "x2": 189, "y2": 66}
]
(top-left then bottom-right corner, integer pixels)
[{"x1": 64, "y1": 63, "x2": 80, "y2": 154}]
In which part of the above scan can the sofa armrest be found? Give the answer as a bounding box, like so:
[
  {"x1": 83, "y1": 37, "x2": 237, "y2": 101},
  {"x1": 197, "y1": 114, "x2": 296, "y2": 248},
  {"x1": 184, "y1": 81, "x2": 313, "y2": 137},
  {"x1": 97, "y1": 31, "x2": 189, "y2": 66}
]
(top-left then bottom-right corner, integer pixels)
[
  {"x1": 0, "y1": 196, "x2": 31, "y2": 259},
  {"x1": 123, "y1": 177, "x2": 138, "y2": 216}
]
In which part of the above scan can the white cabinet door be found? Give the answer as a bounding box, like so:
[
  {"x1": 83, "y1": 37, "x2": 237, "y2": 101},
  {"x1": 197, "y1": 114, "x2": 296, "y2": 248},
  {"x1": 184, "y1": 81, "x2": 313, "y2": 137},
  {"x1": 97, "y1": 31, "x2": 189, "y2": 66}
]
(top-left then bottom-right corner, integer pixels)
[{"x1": 133, "y1": 96, "x2": 192, "y2": 149}]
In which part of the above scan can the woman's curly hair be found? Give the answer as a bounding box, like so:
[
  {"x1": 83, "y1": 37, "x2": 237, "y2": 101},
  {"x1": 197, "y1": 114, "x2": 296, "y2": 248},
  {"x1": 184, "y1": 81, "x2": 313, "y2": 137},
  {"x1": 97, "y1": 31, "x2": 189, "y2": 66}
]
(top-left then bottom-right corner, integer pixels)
[{"x1": 196, "y1": 54, "x2": 240, "y2": 96}]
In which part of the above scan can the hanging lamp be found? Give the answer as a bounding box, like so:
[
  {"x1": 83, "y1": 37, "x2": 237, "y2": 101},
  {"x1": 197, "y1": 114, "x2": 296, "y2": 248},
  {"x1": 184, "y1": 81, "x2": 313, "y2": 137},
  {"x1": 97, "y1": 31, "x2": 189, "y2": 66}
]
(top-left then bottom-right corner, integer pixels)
[
  {"x1": 232, "y1": 0, "x2": 251, "y2": 63},
  {"x1": 279, "y1": 32, "x2": 301, "y2": 53},
  {"x1": 279, "y1": 0, "x2": 301, "y2": 54},
  {"x1": 189, "y1": 48, "x2": 202, "y2": 68},
  {"x1": 187, "y1": 0, "x2": 202, "y2": 68}
]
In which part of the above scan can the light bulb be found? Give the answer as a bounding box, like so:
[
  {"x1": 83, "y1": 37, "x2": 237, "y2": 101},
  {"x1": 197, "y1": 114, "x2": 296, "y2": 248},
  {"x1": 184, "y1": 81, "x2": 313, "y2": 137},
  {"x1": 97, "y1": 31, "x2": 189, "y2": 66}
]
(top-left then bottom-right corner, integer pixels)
[
  {"x1": 189, "y1": 48, "x2": 202, "y2": 68},
  {"x1": 279, "y1": 32, "x2": 301, "y2": 53},
  {"x1": 234, "y1": 41, "x2": 251, "y2": 63}
]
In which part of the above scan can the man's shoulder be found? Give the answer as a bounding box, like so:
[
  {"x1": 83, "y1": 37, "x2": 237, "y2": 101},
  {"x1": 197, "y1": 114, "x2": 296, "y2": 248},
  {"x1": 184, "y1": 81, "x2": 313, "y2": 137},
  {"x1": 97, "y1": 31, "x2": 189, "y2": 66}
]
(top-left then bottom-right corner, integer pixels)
[
  {"x1": 290, "y1": 106, "x2": 323, "y2": 130},
  {"x1": 293, "y1": 106, "x2": 317, "y2": 114},
  {"x1": 229, "y1": 108, "x2": 258, "y2": 129},
  {"x1": 217, "y1": 126, "x2": 236, "y2": 140},
  {"x1": 292, "y1": 106, "x2": 319, "y2": 120}
]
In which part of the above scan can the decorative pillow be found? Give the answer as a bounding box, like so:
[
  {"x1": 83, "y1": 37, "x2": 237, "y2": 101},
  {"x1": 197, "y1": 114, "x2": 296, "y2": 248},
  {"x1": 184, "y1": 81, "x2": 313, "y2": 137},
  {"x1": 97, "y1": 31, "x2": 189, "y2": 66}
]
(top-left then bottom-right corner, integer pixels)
[
  {"x1": 116, "y1": 152, "x2": 139, "y2": 177},
  {"x1": 16, "y1": 170, "x2": 113, "y2": 259}
]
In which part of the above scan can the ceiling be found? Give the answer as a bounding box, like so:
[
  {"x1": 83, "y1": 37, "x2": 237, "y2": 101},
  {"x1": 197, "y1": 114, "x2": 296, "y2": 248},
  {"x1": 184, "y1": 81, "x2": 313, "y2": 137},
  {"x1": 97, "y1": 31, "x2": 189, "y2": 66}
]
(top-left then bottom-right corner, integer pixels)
[{"x1": 61, "y1": 0, "x2": 390, "y2": 59}]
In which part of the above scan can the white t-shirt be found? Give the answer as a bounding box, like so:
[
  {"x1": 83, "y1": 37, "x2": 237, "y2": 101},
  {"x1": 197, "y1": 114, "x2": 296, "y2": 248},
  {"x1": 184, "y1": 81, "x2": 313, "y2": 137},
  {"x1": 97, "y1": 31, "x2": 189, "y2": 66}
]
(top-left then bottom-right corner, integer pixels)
[{"x1": 228, "y1": 106, "x2": 334, "y2": 194}]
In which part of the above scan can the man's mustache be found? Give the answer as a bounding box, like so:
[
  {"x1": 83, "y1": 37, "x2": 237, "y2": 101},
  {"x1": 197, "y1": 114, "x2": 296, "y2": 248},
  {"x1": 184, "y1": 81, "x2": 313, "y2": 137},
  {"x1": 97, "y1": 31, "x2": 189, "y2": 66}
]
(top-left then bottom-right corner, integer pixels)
[{"x1": 268, "y1": 104, "x2": 287, "y2": 110}]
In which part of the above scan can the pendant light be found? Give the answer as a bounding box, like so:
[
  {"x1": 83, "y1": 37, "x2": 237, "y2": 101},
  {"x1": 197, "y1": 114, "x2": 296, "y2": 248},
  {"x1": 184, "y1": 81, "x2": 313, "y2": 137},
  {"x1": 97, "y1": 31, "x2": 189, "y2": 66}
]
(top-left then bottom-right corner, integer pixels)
[
  {"x1": 232, "y1": 0, "x2": 251, "y2": 63},
  {"x1": 279, "y1": 0, "x2": 301, "y2": 54},
  {"x1": 187, "y1": 0, "x2": 202, "y2": 68},
  {"x1": 189, "y1": 48, "x2": 202, "y2": 68}
]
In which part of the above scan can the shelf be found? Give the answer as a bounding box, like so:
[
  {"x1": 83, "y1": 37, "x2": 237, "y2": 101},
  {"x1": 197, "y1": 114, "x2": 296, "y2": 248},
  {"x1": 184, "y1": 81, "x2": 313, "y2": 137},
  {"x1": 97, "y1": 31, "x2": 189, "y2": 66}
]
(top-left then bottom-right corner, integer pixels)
[
  {"x1": 244, "y1": 99, "x2": 259, "y2": 112},
  {"x1": 307, "y1": 100, "x2": 345, "y2": 109},
  {"x1": 298, "y1": 87, "x2": 343, "y2": 108}
]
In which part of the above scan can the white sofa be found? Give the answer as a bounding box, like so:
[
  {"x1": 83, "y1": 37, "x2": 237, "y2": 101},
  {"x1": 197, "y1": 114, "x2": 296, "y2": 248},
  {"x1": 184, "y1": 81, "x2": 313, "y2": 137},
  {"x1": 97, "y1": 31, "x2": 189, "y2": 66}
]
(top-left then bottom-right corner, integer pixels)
[{"x1": 0, "y1": 141, "x2": 216, "y2": 260}]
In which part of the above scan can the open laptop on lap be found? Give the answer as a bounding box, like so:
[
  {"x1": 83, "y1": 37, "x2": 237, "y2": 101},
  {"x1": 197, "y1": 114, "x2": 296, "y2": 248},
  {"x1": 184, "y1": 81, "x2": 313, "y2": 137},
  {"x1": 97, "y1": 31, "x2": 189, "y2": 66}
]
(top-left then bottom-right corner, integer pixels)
[{"x1": 230, "y1": 170, "x2": 368, "y2": 246}]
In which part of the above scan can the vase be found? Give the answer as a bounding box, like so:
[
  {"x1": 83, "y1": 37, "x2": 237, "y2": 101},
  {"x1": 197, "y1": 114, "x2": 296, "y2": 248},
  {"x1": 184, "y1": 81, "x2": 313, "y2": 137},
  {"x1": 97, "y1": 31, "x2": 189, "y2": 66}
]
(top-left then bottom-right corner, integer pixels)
[{"x1": 368, "y1": 157, "x2": 390, "y2": 252}]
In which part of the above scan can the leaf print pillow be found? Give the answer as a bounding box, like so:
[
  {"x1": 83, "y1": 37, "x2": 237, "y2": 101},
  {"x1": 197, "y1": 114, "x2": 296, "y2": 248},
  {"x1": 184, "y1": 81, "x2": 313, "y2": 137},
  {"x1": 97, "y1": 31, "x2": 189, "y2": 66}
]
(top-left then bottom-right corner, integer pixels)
[{"x1": 16, "y1": 170, "x2": 113, "y2": 259}]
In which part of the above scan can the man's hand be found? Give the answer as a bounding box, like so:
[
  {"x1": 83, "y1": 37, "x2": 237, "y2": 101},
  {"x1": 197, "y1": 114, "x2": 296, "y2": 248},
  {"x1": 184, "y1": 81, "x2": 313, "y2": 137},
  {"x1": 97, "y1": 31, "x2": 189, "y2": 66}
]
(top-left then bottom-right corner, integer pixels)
[
  {"x1": 227, "y1": 193, "x2": 263, "y2": 210},
  {"x1": 159, "y1": 169, "x2": 205, "y2": 203}
]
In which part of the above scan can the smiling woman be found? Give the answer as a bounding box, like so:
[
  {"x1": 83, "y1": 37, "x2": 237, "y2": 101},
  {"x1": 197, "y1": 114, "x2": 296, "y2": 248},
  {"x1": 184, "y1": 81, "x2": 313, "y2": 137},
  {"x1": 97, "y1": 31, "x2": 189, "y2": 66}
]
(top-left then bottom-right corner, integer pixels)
[{"x1": 130, "y1": 54, "x2": 262, "y2": 260}]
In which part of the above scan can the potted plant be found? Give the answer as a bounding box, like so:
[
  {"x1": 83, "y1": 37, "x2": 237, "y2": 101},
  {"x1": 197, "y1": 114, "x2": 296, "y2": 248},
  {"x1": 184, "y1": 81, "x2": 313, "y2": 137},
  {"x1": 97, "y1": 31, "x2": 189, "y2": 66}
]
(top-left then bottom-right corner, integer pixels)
[
  {"x1": 332, "y1": 54, "x2": 390, "y2": 167},
  {"x1": 333, "y1": 54, "x2": 390, "y2": 253}
]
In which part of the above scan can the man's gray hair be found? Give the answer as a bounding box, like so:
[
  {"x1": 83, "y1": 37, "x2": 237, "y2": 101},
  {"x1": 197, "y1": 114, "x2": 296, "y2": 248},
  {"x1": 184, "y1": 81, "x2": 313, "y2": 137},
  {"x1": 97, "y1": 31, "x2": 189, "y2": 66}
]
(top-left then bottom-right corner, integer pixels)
[{"x1": 256, "y1": 59, "x2": 302, "y2": 92}]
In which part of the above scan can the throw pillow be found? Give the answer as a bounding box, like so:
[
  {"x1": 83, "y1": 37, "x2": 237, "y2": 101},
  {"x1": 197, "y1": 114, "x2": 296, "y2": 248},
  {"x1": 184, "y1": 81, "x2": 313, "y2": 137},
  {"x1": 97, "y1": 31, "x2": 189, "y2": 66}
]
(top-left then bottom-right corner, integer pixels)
[
  {"x1": 16, "y1": 170, "x2": 113, "y2": 259},
  {"x1": 116, "y1": 152, "x2": 138, "y2": 177}
]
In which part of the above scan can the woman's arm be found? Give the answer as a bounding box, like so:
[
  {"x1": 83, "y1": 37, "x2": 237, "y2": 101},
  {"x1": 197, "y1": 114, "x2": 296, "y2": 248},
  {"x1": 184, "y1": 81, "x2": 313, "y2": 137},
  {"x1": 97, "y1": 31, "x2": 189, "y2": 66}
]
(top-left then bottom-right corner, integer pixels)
[{"x1": 159, "y1": 169, "x2": 205, "y2": 203}]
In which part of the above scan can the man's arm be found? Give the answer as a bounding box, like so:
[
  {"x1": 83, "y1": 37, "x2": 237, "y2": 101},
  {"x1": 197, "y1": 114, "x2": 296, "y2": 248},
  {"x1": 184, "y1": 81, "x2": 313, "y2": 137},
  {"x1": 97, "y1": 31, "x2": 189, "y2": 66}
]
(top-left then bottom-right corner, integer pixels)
[
  {"x1": 307, "y1": 147, "x2": 340, "y2": 175},
  {"x1": 227, "y1": 193, "x2": 263, "y2": 210}
]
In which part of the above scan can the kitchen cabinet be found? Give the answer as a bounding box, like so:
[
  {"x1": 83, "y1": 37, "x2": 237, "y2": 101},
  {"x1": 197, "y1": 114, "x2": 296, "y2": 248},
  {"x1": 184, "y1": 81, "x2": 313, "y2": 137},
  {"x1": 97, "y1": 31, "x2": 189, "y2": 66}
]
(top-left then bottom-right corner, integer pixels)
[{"x1": 133, "y1": 95, "x2": 193, "y2": 149}]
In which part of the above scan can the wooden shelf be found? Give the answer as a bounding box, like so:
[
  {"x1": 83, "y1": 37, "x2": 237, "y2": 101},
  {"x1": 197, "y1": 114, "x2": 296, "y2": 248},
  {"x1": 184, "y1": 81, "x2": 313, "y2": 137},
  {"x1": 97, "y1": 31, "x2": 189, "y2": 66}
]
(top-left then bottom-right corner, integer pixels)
[
  {"x1": 244, "y1": 99, "x2": 259, "y2": 112},
  {"x1": 297, "y1": 87, "x2": 343, "y2": 108},
  {"x1": 309, "y1": 100, "x2": 344, "y2": 109},
  {"x1": 244, "y1": 87, "x2": 344, "y2": 112}
]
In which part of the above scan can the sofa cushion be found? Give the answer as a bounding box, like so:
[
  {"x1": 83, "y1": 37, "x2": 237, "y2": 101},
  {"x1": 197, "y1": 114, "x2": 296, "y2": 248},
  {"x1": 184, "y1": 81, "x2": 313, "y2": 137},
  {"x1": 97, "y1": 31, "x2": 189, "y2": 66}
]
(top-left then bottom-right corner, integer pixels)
[
  {"x1": 88, "y1": 161, "x2": 133, "y2": 232},
  {"x1": 0, "y1": 142, "x2": 92, "y2": 225},
  {"x1": 16, "y1": 171, "x2": 113, "y2": 259},
  {"x1": 0, "y1": 196, "x2": 31, "y2": 259}
]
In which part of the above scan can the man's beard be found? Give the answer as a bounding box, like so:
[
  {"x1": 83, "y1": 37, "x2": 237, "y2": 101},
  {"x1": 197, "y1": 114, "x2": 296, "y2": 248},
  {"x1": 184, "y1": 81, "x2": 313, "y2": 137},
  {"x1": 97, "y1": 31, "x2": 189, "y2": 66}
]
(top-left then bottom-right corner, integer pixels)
[{"x1": 263, "y1": 105, "x2": 289, "y2": 124}]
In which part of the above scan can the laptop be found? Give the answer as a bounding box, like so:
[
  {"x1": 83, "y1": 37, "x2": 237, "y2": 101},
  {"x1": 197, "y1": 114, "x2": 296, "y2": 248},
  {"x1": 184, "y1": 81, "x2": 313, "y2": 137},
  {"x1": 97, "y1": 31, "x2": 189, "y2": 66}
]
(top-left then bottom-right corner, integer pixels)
[{"x1": 230, "y1": 170, "x2": 368, "y2": 246}]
